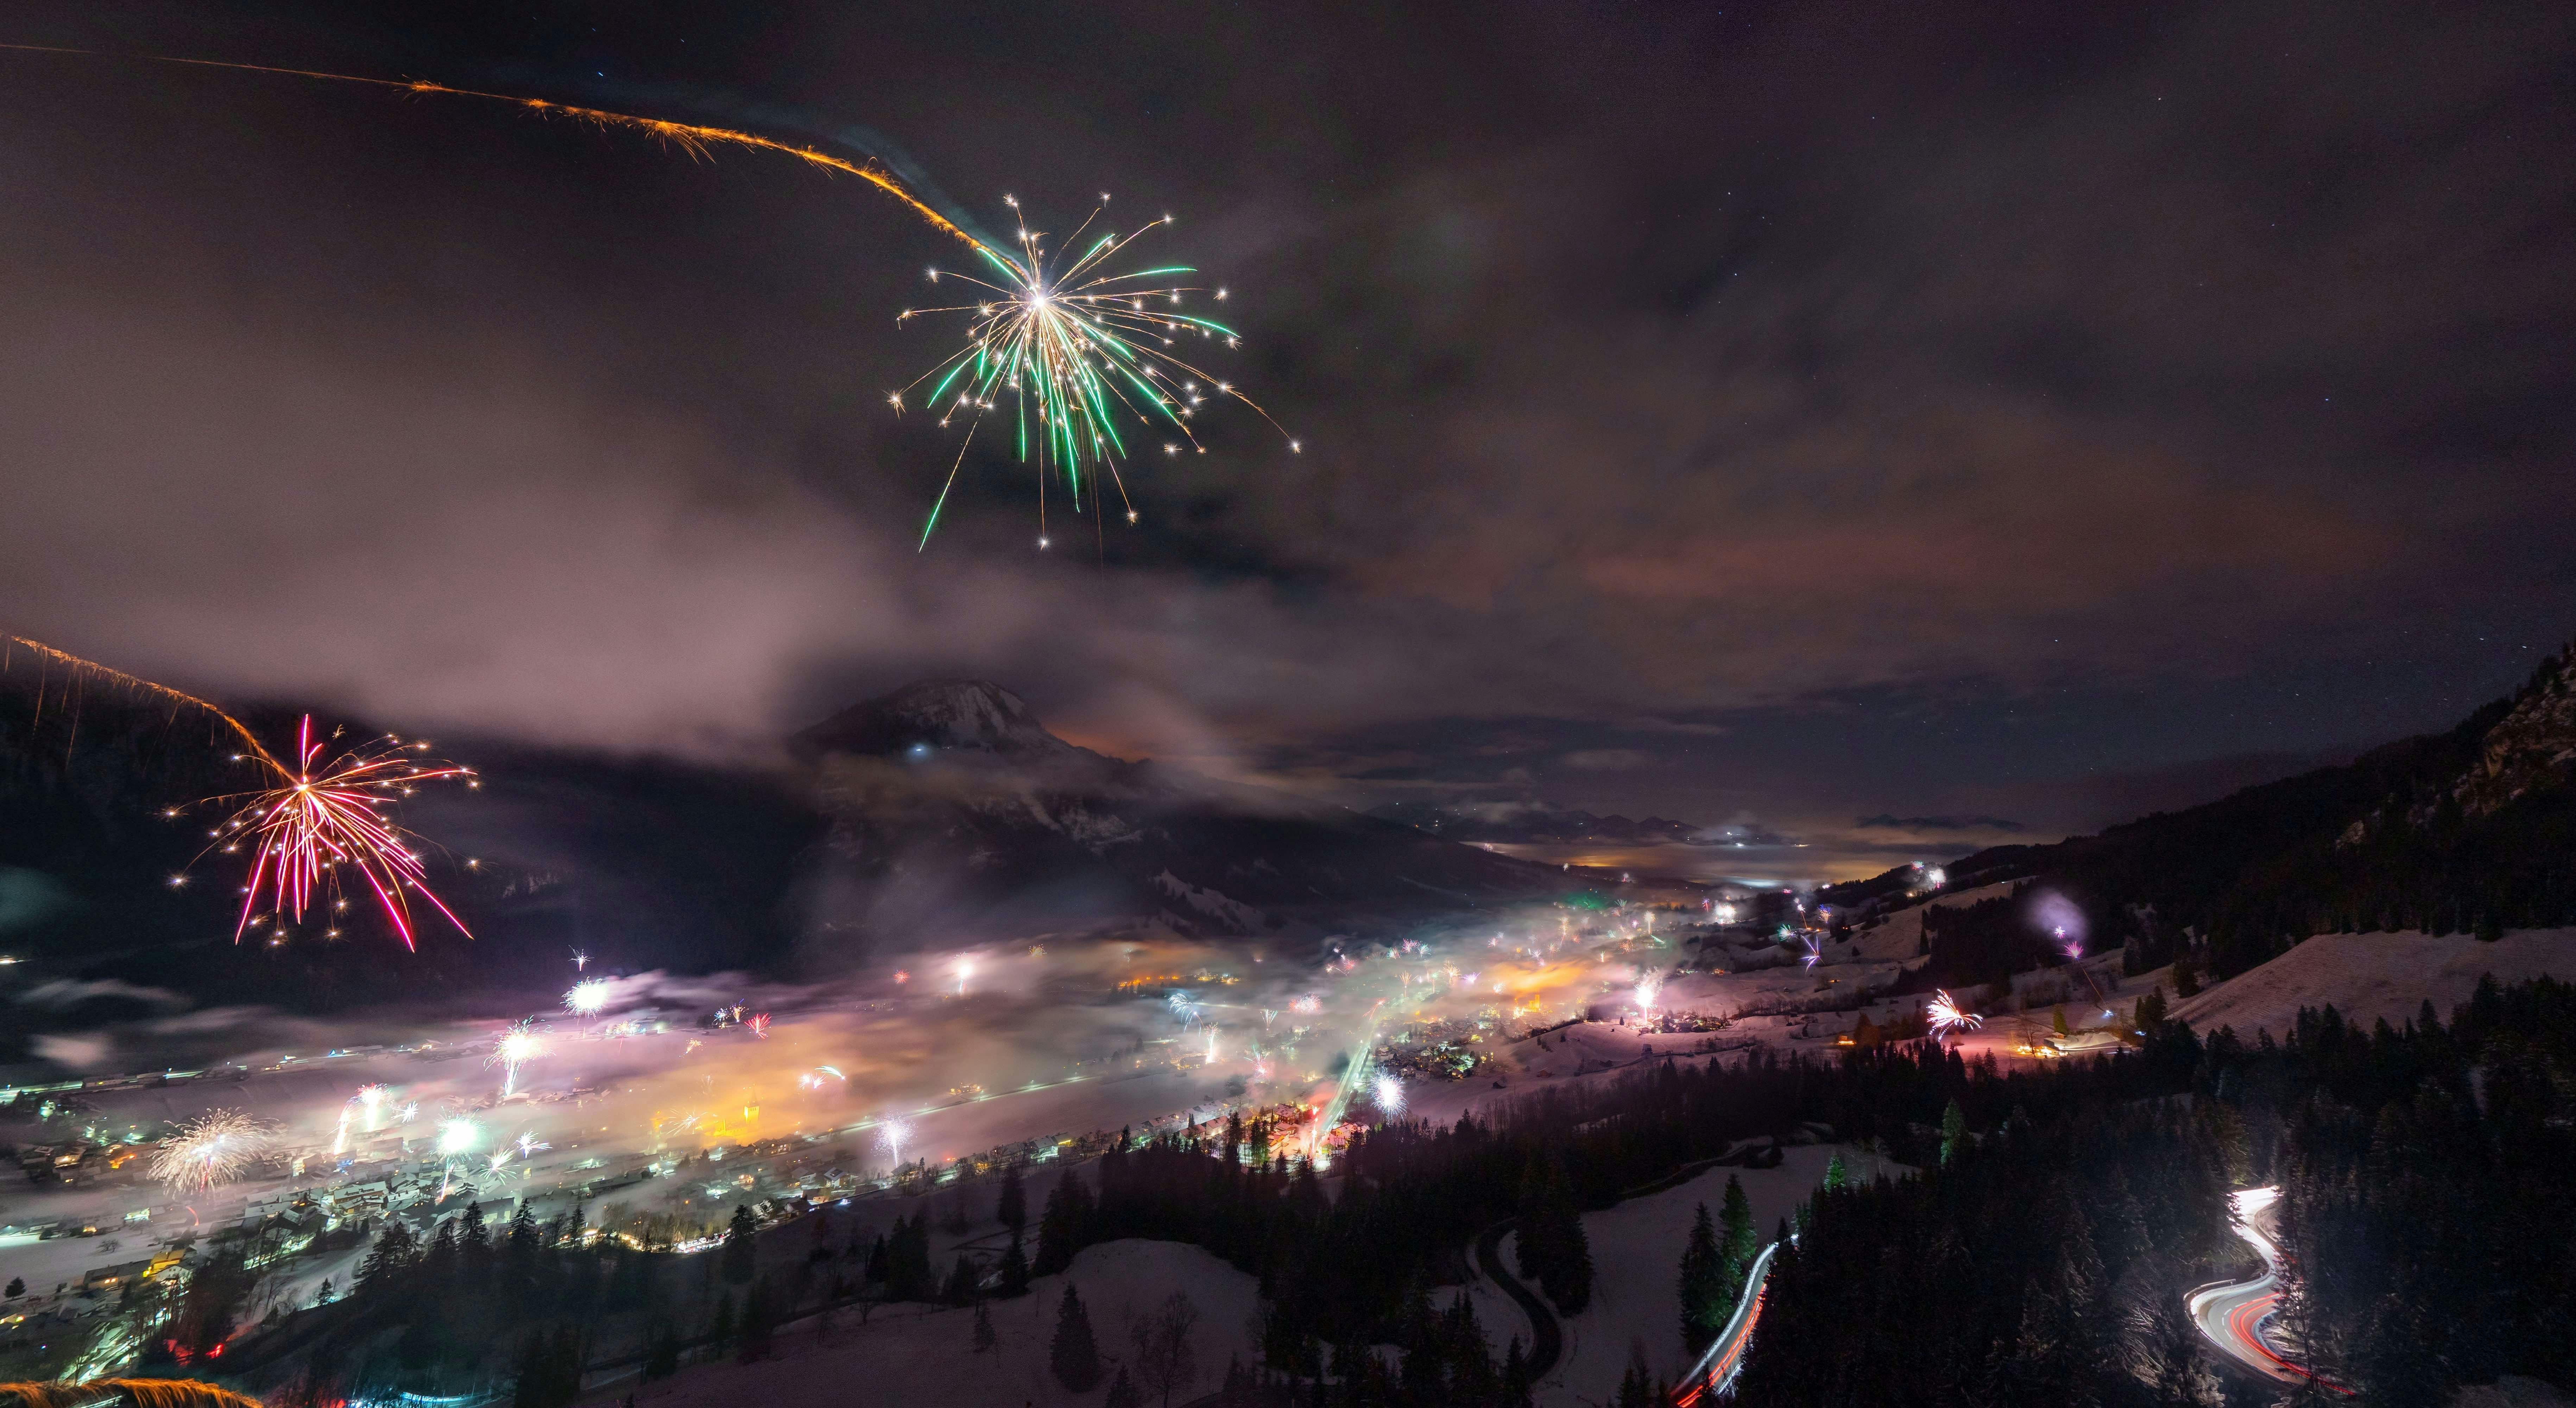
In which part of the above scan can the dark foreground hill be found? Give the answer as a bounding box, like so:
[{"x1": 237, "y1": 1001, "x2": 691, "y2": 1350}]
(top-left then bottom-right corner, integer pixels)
[
  {"x1": 0, "y1": 674, "x2": 1559, "y2": 1038},
  {"x1": 1838, "y1": 641, "x2": 2576, "y2": 981}
]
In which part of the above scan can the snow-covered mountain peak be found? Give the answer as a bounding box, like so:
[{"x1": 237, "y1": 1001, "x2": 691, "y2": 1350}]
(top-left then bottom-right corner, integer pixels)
[{"x1": 794, "y1": 679, "x2": 1085, "y2": 762}]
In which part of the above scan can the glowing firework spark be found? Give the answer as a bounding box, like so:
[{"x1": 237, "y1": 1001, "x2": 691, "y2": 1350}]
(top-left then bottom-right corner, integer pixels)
[
  {"x1": 2054, "y1": 925, "x2": 2084, "y2": 962},
  {"x1": 151, "y1": 1110, "x2": 270, "y2": 1193},
  {"x1": 1800, "y1": 934, "x2": 1823, "y2": 970},
  {"x1": 1636, "y1": 972, "x2": 1665, "y2": 1014},
  {"x1": 355, "y1": 1084, "x2": 389, "y2": 1130},
  {"x1": 491, "y1": 1022, "x2": 546, "y2": 1096},
  {"x1": 202, "y1": 714, "x2": 476, "y2": 950},
  {"x1": 1373, "y1": 1072, "x2": 1404, "y2": 1115},
  {"x1": 954, "y1": 957, "x2": 976, "y2": 996},
  {"x1": 570, "y1": 947, "x2": 590, "y2": 971},
  {"x1": 745, "y1": 1012, "x2": 771, "y2": 1039},
  {"x1": 564, "y1": 979, "x2": 611, "y2": 1016},
  {"x1": 1290, "y1": 994, "x2": 1321, "y2": 1016},
  {"x1": 898, "y1": 196, "x2": 1297, "y2": 548},
  {"x1": 1927, "y1": 990, "x2": 1984, "y2": 1040},
  {"x1": 437, "y1": 1117, "x2": 481, "y2": 1156}
]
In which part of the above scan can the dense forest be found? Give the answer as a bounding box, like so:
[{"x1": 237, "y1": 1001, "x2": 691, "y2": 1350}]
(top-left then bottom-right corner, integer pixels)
[{"x1": 1737, "y1": 976, "x2": 2576, "y2": 1407}]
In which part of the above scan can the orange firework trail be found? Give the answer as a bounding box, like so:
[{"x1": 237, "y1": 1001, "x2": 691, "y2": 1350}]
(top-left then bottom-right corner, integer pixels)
[
  {"x1": 0, "y1": 41, "x2": 992, "y2": 257},
  {"x1": 3, "y1": 633, "x2": 282, "y2": 771},
  {"x1": 2, "y1": 635, "x2": 474, "y2": 949}
]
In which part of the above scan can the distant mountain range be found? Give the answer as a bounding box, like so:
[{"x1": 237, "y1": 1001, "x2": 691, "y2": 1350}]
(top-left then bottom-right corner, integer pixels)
[
  {"x1": 1363, "y1": 800, "x2": 1794, "y2": 848},
  {"x1": 1850, "y1": 641, "x2": 2576, "y2": 980},
  {"x1": 0, "y1": 676, "x2": 1562, "y2": 1040},
  {"x1": 786, "y1": 680, "x2": 1562, "y2": 958}
]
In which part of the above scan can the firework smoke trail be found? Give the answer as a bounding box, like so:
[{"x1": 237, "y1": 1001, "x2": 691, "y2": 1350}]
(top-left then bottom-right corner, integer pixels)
[
  {"x1": 203, "y1": 714, "x2": 476, "y2": 950},
  {"x1": 1926, "y1": 989, "x2": 1983, "y2": 1041},
  {"x1": 491, "y1": 1022, "x2": 545, "y2": 1097},
  {"x1": 897, "y1": 194, "x2": 1299, "y2": 548},
  {"x1": 150, "y1": 1110, "x2": 270, "y2": 1194}
]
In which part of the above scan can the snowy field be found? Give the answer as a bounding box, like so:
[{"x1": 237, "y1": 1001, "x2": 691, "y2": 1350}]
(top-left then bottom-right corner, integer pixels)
[
  {"x1": 2169, "y1": 929, "x2": 2576, "y2": 1039},
  {"x1": 1464, "y1": 1144, "x2": 1876, "y2": 1406},
  {"x1": 587, "y1": 1238, "x2": 1262, "y2": 1408}
]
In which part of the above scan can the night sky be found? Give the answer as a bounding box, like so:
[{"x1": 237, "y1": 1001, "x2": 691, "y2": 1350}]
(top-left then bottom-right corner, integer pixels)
[{"x1": 3, "y1": 2, "x2": 2569, "y2": 868}]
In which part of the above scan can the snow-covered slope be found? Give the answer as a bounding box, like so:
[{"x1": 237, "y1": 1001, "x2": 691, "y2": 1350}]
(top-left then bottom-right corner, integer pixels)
[{"x1": 2169, "y1": 928, "x2": 2576, "y2": 1038}]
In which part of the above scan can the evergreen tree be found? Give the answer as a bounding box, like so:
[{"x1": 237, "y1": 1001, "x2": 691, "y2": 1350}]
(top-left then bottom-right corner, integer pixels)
[
  {"x1": 2171, "y1": 951, "x2": 2200, "y2": 997},
  {"x1": 1677, "y1": 1201, "x2": 1726, "y2": 1352},
  {"x1": 1615, "y1": 1344, "x2": 1655, "y2": 1408},
  {"x1": 999, "y1": 1164, "x2": 1028, "y2": 1237},
  {"x1": 972, "y1": 1297, "x2": 997, "y2": 1353},
  {"x1": 642, "y1": 1323, "x2": 680, "y2": 1381},
  {"x1": 2134, "y1": 986, "x2": 2167, "y2": 1030},
  {"x1": 1502, "y1": 1335, "x2": 1534, "y2": 1408},
  {"x1": 1000, "y1": 1233, "x2": 1031, "y2": 1297},
  {"x1": 2052, "y1": 1005, "x2": 2071, "y2": 1038},
  {"x1": 738, "y1": 1276, "x2": 777, "y2": 1362},
  {"x1": 1823, "y1": 1151, "x2": 1848, "y2": 1192},
  {"x1": 1104, "y1": 1365, "x2": 1141, "y2": 1408},
  {"x1": 1051, "y1": 1284, "x2": 1104, "y2": 1390},
  {"x1": 721, "y1": 1203, "x2": 759, "y2": 1286},
  {"x1": 1035, "y1": 1180, "x2": 1077, "y2": 1275},
  {"x1": 1719, "y1": 1174, "x2": 1758, "y2": 1270},
  {"x1": 943, "y1": 1253, "x2": 980, "y2": 1307},
  {"x1": 708, "y1": 1292, "x2": 736, "y2": 1358},
  {"x1": 358, "y1": 1220, "x2": 418, "y2": 1294},
  {"x1": 1940, "y1": 1099, "x2": 1969, "y2": 1167}
]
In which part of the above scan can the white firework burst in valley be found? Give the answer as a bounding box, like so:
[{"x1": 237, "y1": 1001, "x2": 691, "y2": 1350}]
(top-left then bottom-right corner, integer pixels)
[
  {"x1": 877, "y1": 1119, "x2": 913, "y2": 1171},
  {"x1": 1927, "y1": 989, "x2": 1984, "y2": 1039},
  {"x1": 151, "y1": 1110, "x2": 272, "y2": 1193},
  {"x1": 1374, "y1": 1072, "x2": 1404, "y2": 1114}
]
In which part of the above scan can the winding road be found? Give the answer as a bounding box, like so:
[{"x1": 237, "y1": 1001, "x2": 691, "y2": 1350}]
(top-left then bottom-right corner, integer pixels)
[
  {"x1": 2186, "y1": 1187, "x2": 2351, "y2": 1396},
  {"x1": 1671, "y1": 1239, "x2": 1778, "y2": 1406}
]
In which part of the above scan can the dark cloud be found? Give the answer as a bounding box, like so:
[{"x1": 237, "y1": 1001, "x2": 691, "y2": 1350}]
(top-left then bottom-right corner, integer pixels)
[
  {"x1": 1855, "y1": 816, "x2": 2028, "y2": 834},
  {"x1": 1, "y1": 0, "x2": 2567, "y2": 841}
]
